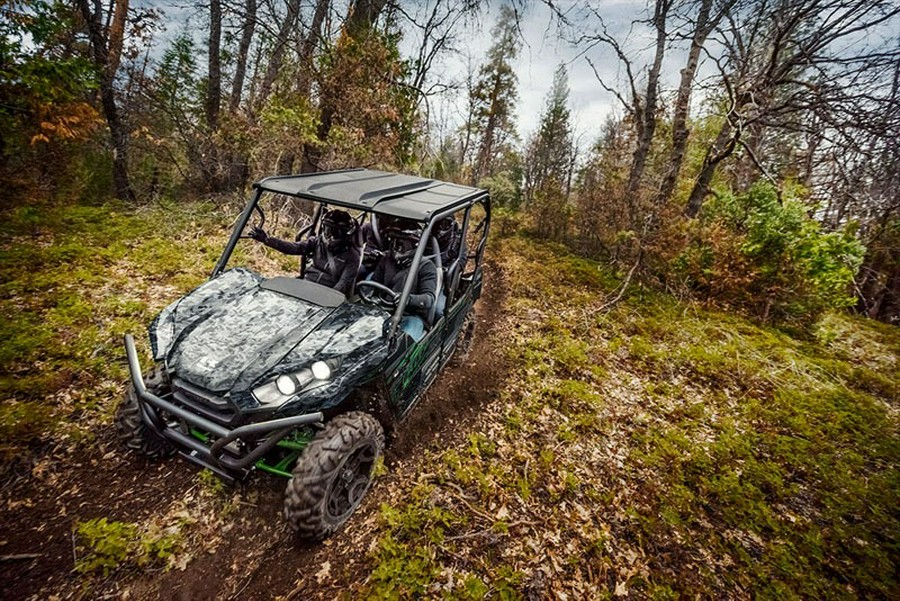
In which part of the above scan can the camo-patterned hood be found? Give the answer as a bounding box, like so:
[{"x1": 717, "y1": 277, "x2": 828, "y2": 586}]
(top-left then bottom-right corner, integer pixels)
[{"x1": 150, "y1": 268, "x2": 389, "y2": 394}]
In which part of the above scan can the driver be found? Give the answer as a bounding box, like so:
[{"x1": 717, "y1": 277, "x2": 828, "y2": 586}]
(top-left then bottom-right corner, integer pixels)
[
  {"x1": 370, "y1": 217, "x2": 437, "y2": 342},
  {"x1": 249, "y1": 209, "x2": 360, "y2": 296}
]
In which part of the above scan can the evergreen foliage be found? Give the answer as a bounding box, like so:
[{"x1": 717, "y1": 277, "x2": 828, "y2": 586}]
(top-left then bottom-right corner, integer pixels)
[
  {"x1": 316, "y1": 29, "x2": 418, "y2": 170},
  {"x1": 467, "y1": 5, "x2": 521, "y2": 186},
  {"x1": 0, "y1": 0, "x2": 101, "y2": 174},
  {"x1": 525, "y1": 64, "x2": 574, "y2": 240}
]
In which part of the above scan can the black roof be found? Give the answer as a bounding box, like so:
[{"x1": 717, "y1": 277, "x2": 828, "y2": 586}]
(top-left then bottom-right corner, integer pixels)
[{"x1": 254, "y1": 169, "x2": 487, "y2": 221}]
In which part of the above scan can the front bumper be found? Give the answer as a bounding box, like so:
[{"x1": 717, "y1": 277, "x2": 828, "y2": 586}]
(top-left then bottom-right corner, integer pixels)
[{"x1": 124, "y1": 334, "x2": 323, "y2": 480}]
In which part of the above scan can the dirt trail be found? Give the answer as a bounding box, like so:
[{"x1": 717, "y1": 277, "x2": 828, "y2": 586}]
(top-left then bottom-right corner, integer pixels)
[
  {"x1": 0, "y1": 262, "x2": 507, "y2": 600},
  {"x1": 0, "y1": 444, "x2": 196, "y2": 599}
]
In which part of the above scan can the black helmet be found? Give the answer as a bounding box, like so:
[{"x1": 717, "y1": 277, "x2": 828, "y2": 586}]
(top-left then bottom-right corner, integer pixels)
[
  {"x1": 383, "y1": 218, "x2": 421, "y2": 267},
  {"x1": 435, "y1": 217, "x2": 457, "y2": 248},
  {"x1": 321, "y1": 209, "x2": 357, "y2": 250},
  {"x1": 375, "y1": 215, "x2": 401, "y2": 236}
]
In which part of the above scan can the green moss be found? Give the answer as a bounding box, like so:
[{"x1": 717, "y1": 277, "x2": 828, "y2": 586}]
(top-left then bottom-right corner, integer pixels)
[
  {"x1": 367, "y1": 499, "x2": 467, "y2": 598},
  {"x1": 556, "y1": 423, "x2": 577, "y2": 443},
  {"x1": 451, "y1": 576, "x2": 490, "y2": 600},
  {"x1": 491, "y1": 237, "x2": 897, "y2": 597},
  {"x1": 504, "y1": 412, "x2": 523, "y2": 433},
  {"x1": 197, "y1": 469, "x2": 227, "y2": 496},
  {"x1": 0, "y1": 400, "x2": 54, "y2": 456},
  {"x1": 74, "y1": 517, "x2": 183, "y2": 576},
  {"x1": 491, "y1": 566, "x2": 526, "y2": 600},
  {"x1": 74, "y1": 518, "x2": 138, "y2": 575},
  {"x1": 468, "y1": 432, "x2": 497, "y2": 458}
]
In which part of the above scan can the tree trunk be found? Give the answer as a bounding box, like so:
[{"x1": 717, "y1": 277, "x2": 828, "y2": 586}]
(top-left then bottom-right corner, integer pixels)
[
  {"x1": 625, "y1": 0, "x2": 670, "y2": 202},
  {"x1": 297, "y1": 0, "x2": 330, "y2": 97},
  {"x1": 277, "y1": 153, "x2": 295, "y2": 175},
  {"x1": 684, "y1": 119, "x2": 736, "y2": 217},
  {"x1": 876, "y1": 265, "x2": 900, "y2": 322},
  {"x1": 656, "y1": 0, "x2": 718, "y2": 207},
  {"x1": 298, "y1": 0, "x2": 331, "y2": 173},
  {"x1": 472, "y1": 110, "x2": 498, "y2": 185},
  {"x1": 346, "y1": 0, "x2": 388, "y2": 39},
  {"x1": 77, "y1": 0, "x2": 135, "y2": 201},
  {"x1": 223, "y1": 0, "x2": 257, "y2": 189},
  {"x1": 472, "y1": 69, "x2": 506, "y2": 186},
  {"x1": 103, "y1": 78, "x2": 134, "y2": 200},
  {"x1": 860, "y1": 256, "x2": 900, "y2": 323},
  {"x1": 230, "y1": 0, "x2": 257, "y2": 112},
  {"x1": 459, "y1": 68, "x2": 477, "y2": 178},
  {"x1": 206, "y1": 0, "x2": 222, "y2": 131},
  {"x1": 106, "y1": 0, "x2": 127, "y2": 75},
  {"x1": 255, "y1": 0, "x2": 302, "y2": 110},
  {"x1": 201, "y1": 0, "x2": 224, "y2": 191}
]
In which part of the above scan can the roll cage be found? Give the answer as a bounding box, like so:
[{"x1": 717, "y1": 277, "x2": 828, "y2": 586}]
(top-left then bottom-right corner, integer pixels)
[{"x1": 212, "y1": 169, "x2": 491, "y2": 342}]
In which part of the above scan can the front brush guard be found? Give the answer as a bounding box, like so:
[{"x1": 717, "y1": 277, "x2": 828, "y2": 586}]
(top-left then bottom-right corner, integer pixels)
[{"x1": 124, "y1": 334, "x2": 323, "y2": 479}]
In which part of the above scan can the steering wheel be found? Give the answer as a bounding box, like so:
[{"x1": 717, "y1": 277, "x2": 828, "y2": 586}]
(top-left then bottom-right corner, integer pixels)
[{"x1": 356, "y1": 280, "x2": 399, "y2": 309}]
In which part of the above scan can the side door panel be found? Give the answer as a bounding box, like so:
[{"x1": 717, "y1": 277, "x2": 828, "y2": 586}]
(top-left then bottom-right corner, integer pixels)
[
  {"x1": 441, "y1": 295, "x2": 473, "y2": 362},
  {"x1": 384, "y1": 324, "x2": 443, "y2": 418}
]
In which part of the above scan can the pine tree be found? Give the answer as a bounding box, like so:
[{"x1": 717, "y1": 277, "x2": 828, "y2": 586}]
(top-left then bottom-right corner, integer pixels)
[
  {"x1": 468, "y1": 5, "x2": 521, "y2": 186},
  {"x1": 525, "y1": 64, "x2": 574, "y2": 240},
  {"x1": 524, "y1": 64, "x2": 573, "y2": 205}
]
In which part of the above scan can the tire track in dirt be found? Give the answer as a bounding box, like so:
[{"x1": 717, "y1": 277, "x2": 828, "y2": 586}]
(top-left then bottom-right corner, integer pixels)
[{"x1": 0, "y1": 437, "x2": 196, "y2": 600}]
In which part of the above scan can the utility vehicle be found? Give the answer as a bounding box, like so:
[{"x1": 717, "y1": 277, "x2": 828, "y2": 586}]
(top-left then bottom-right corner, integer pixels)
[{"x1": 119, "y1": 169, "x2": 490, "y2": 540}]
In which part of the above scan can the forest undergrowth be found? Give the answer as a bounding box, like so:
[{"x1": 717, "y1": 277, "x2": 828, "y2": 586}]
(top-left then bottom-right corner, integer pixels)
[
  {"x1": 348, "y1": 237, "x2": 898, "y2": 599},
  {"x1": 0, "y1": 201, "x2": 896, "y2": 599},
  {"x1": 0, "y1": 199, "x2": 232, "y2": 468}
]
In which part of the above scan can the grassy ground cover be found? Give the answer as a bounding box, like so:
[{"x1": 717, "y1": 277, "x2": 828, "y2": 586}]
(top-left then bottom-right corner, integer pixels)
[
  {"x1": 354, "y1": 236, "x2": 898, "y2": 599},
  {"x1": 0, "y1": 200, "x2": 237, "y2": 464}
]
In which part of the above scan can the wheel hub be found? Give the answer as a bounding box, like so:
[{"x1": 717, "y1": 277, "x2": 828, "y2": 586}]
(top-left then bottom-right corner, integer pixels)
[{"x1": 328, "y1": 445, "x2": 375, "y2": 519}]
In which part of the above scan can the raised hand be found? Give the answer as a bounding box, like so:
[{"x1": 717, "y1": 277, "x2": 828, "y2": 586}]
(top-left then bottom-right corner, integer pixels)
[{"x1": 248, "y1": 226, "x2": 268, "y2": 243}]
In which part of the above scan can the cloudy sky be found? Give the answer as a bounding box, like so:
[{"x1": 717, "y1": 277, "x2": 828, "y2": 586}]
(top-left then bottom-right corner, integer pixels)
[{"x1": 415, "y1": 0, "x2": 667, "y2": 151}]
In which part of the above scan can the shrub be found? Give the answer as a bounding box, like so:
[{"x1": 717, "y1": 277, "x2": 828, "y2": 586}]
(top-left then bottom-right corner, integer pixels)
[
  {"x1": 673, "y1": 181, "x2": 864, "y2": 324},
  {"x1": 491, "y1": 206, "x2": 525, "y2": 237},
  {"x1": 478, "y1": 170, "x2": 522, "y2": 209},
  {"x1": 527, "y1": 178, "x2": 572, "y2": 242}
]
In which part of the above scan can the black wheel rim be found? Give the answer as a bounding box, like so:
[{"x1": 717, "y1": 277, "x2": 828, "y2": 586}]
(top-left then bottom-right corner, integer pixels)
[{"x1": 327, "y1": 443, "x2": 377, "y2": 520}]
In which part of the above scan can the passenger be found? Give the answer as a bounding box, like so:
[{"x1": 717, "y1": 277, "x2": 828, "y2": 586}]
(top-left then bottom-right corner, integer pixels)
[
  {"x1": 371, "y1": 218, "x2": 437, "y2": 342},
  {"x1": 434, "y1": 216, "x2": 463, "y2": 266},
  {"x1": 433, "y1": 216, "x2": 466, "y2": 317},
  {"x1": 249, "y1": 209, "x2": 360, "y2": 296}
]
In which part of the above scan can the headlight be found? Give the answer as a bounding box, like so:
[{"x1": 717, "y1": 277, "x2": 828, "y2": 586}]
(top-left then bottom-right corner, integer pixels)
[
  {"x1": 252, "y1": 358, "x2": 341, "y2": 407},
  {"x1": 310, "y1": 360, "x2": 331, "y2": 380},
  {"x1": 276, "y1": 372, "x2": 308, "y2": 396}
]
